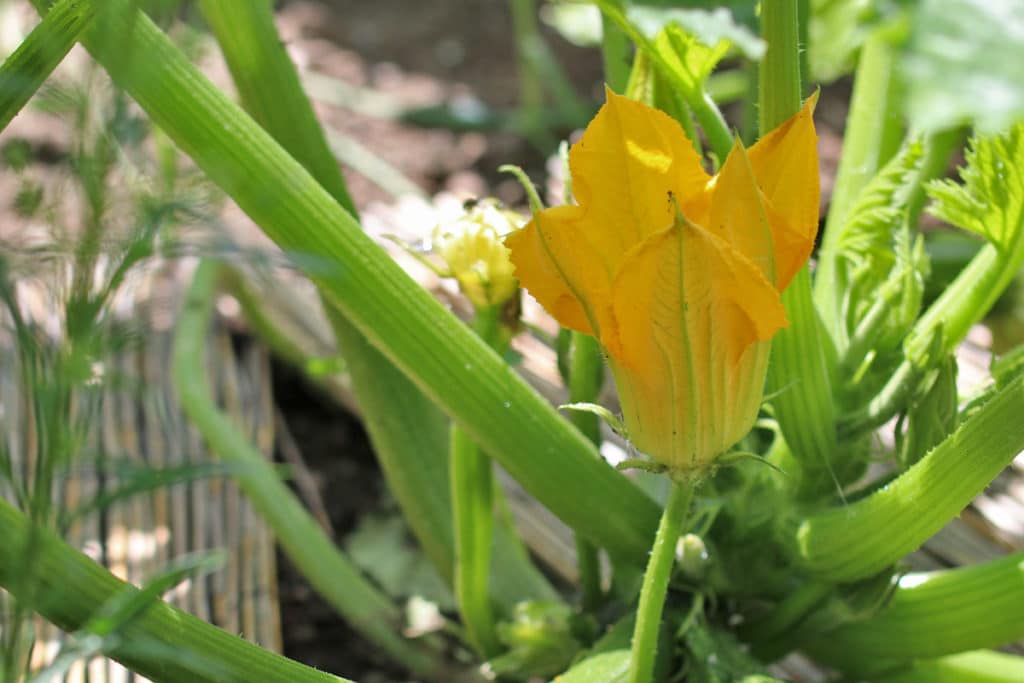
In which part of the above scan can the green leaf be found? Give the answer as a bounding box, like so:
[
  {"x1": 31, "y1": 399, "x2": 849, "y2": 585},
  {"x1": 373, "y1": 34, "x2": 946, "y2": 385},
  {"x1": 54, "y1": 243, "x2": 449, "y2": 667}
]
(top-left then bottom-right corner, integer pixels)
[
  {"x1": 835, "y1": 142, "x2": 930, "y2": 392},
  {"x1": 903, "y1": 0, "x2": 1024, "y2": 133},
  {"x1": 927, "y1": 123, "x2": 1024, "y2": 253},
  {"x1": 345, "y1": 514, "x2": 454, "y2": 610},
  {"x1": 652, "y1": 23, "x2": 731, "y2": 97},
  {"x1": 836, "y1": 141, "x2": 925, "y2": 289},
  {"x1": 629, "y1": 6, "x2": 765, "y2": 60},
  {"x1": 901, "y1": 123, "x2": 1024, "y2": 364},
  {"x1": 555, "y1": 650, "x2": 630, "y2": 683}
]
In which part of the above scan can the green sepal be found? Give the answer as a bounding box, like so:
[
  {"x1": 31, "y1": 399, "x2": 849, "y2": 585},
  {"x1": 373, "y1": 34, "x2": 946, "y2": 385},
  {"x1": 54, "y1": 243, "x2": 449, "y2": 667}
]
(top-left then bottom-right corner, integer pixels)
[{"x1": 561, "y1": 402, "x2": 626, "y2": 437}]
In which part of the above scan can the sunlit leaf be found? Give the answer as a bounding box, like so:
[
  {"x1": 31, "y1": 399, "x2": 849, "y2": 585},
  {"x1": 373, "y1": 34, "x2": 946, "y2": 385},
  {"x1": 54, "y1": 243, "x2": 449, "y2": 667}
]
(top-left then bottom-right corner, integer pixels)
[
  {"x1": 903, "y1": 0, "x2": 1024, "y2": 132},
  {"x1": 554, "y1": 650, "x2": 630, "y2": 683},
  {"x1": 927, "y1": 123, "x2": 1024, "y2": 253},
  {"x1": 630, "y1": 6, "x2": 765, "y2": 60}
]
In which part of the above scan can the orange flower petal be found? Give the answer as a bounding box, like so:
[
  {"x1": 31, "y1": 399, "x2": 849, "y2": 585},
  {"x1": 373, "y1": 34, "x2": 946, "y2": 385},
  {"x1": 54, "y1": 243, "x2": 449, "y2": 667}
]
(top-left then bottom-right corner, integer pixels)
[
  {"x1": 569, "y1": 87, "x2": 710, "y2": 273},
  {"x1": 749, "y1": 92, "x2": 821, "y2": 291},
  {"x1": 607, "y1": 221, "x2": 787, "y2": 468},
  {"x1": 708, "y1": 138, "x2": 776, "y2": 284},
  {"x1": 506, "y1": 206, "x2": 610, "y2": 337}
]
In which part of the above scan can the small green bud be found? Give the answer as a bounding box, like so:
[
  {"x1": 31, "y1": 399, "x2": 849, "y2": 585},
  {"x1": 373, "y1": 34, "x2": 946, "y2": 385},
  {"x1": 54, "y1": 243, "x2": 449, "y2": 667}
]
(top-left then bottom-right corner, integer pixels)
[{"x1": 677, "y1": 533, "x2": 710, "y2": 580}]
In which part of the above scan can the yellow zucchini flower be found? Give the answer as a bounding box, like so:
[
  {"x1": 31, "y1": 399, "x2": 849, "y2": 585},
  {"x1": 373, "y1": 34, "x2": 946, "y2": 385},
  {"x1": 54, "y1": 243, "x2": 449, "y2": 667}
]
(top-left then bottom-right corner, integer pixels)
[{"x1": 507, "y1": 89, "x2": 819, "y2": 474}]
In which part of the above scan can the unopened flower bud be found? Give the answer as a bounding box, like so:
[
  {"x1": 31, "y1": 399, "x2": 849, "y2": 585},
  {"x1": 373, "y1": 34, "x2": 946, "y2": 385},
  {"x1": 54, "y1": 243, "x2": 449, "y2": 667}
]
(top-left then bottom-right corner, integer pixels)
[{"x1": 432, "y1": 198, "x2": 522, "y2": 310}]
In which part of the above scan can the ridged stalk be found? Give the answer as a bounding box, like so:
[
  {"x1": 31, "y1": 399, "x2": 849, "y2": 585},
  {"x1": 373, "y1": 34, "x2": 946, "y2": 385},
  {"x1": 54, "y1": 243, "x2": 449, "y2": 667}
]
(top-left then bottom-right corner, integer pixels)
[
  {"x1": 0, "y1": 498, "x2": 352, "y2": 683},
  {"x1": 54, "y1": 0, "x2": 661, "y2": 563},
  {"x1": 795, "y1": 374, "x2": 1024, "y2": 582},
  {"x1": 813, "y1": 553, "x2": 1024, "y2": 664},
  {"x1": 873, "y1": 651, "x2": 1024, "y2": 683},
  {"x1": 451, "y1": 306, "x2": 505, "y2": 657},
  {"x1": 0, "y1": 0, "x2": 95, "y2": 132}
]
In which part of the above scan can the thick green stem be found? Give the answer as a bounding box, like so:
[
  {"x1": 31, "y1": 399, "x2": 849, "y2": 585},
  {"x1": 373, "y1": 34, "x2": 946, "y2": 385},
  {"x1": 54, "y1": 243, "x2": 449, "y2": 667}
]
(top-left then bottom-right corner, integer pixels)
[
  {"x1": 451, "y1": 423, "x2": 501, "y2": 657},
  {"x1": 814, "y1": 30, "x2": 904, "y2": 339},
  {"x1": 758, "y1": 0, "x2": 802, "y2": 133},
  {"x1": 907, "y1": 244, "x2": 1023, "y2": 360},
  {"x1": 600, "y1": 0, "x2": 631, "y2": 93},
  {"x1": 0, "y1": 498, "x2": 352, "y2": 683},
  {"x1": 691, "y1": 91, "x2": 733, "y2": 164},
  {"x1": 812, "y1": 553, "x2": 1024, "y2": 666},
  {"x1": 0, "y1": 0, "x2": 95, "y2": 133},
  {"x1": 568, "y1": 331, "x2": 605, "y2": 610},
  {"x1": 451, "y1": 306, "x2": 505, "y2": 658},
  {"x1": 174, "y1": 261, "x2": 444, "y2": 678},
  {"x1": 872, "y1": 651, "x2": 1024, "y2": 683},
  {"x1": 795, "y1": 373, "x2": 1024, "y2": 582},
  {"x1": 760, "y1": 0, "x2": 837, "y2": 490},
  {"x1": 32, "y1": 0, "x2": 660, "y2": 565},
  {"x1": 628, "y1": 480, "x2": 692, "y2": 683}
]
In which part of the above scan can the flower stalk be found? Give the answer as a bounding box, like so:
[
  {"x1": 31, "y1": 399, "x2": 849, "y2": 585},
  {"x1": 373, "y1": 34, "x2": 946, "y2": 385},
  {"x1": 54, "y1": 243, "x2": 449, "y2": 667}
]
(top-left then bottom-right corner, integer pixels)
[
  {"x1": 451, "y1": 305, "x2": 506, "y2": 658},
  {"x1": 567, "y1": 331, "x2": 606, "y2": 610},
  {"x1": 628, "y1": 479, "x2": 693, "y2": 683}
]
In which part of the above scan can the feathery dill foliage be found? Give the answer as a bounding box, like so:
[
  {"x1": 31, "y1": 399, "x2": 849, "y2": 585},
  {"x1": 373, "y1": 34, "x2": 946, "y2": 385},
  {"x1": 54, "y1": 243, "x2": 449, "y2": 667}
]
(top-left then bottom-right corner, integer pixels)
[{"x1": 0, "y1": 52, "x2": 218, "y2": 679}]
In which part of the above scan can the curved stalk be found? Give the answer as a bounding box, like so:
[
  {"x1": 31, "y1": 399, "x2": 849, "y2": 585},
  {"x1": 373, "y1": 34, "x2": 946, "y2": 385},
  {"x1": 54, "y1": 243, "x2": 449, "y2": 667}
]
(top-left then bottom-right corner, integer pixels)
[
  {"x1": 0, "y1": 0, "x2": 95, "y2": 132},
  {"x1": 812, "y1": 553, "x2": 1024, "y2": 665},
  {"x1": 568, "y1": 332, "x2": 606, "y2": 610},
  {"x1": 0, "y1": 498, "x2": 352, "y2": 683},
  {"x1": 174, "y1": 260, "x2": 444, "y2": 677},
  {"x1": 628, "y1": 480, "x2": 693, "y2": 683},
  {"x1": 795, "y1": 373, "x2": 1024, "y2": 582}
]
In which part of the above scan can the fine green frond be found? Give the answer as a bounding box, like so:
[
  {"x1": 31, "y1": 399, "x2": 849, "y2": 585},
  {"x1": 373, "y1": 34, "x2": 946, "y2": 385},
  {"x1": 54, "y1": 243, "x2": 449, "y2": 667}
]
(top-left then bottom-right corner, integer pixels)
[
  {"x1": 927, "y1": 123, "x2": 1024, "y2": 254},
  {"x1": 836, "y1": 140, "x2": 925, "y2": 277},
  {"x1": 835, "y1": 142, "x2": 929, "y2": 395}
]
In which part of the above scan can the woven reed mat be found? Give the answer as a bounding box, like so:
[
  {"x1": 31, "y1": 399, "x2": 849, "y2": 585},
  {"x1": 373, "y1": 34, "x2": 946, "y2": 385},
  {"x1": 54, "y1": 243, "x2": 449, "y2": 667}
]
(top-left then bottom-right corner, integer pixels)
[{"x1": 1, "y1": 259, "x2": 280, "y2": 682}]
